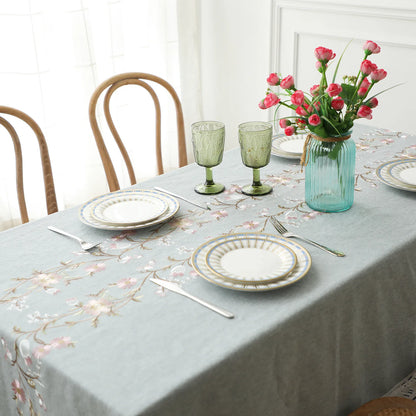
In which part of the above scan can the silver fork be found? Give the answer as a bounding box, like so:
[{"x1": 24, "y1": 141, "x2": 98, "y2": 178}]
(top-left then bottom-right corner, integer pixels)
[
  {"x1": 48, "y1": 226, "x2": 101, "y2": 251},
  {"x1": 269, "y1": 216, "x2": 345, "y2": 257}
]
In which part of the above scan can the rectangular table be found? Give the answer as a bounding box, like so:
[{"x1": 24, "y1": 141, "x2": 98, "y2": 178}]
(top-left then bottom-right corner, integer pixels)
[{"x1": 1, "y1": 124, "x2": 416, "y2": 416}]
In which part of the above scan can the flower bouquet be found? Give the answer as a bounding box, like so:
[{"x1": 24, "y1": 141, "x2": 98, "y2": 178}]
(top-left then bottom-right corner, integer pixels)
[{"x1": 259, "y1": 40, "x2": 390, "y2": 212}]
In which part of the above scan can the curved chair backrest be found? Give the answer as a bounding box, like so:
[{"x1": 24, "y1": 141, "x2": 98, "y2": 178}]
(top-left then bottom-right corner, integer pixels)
[
  {"x1": 0, "y1": 106, "x2": 57, "y2": 223},
  {"x1": 89, "y1": 72, "x2": 188, "y2": 192}
]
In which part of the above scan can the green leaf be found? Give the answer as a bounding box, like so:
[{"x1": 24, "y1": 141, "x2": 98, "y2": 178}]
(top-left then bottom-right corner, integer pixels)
[
  {"x1": 332, "y1": 39, "x2": 353, "y2": 83},
  {"x1": 339, "y1": 83, "x2": 357, "y2": 106}
]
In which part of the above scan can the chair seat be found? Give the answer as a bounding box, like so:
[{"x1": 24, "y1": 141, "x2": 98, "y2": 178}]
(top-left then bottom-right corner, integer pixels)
[{"x1": 349, "y1": 397, "x2": 416, "y2": 416}]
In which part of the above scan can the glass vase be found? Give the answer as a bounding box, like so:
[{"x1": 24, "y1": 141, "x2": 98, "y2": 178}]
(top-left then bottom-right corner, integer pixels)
[{"x1": 304, "y1": 132, "x2": 356, "y2": 212}]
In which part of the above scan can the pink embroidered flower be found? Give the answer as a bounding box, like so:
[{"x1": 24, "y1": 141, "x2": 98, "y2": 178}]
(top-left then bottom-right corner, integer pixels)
[
  {"x1": 295, "y1": 106, "x2": 308, "y2": 116},
  {"x1": 371, "y1": 68, "x2": 387, "y2": 82},
  {"x1": 170, "y1": 265, "x2": 185, "y2": 278},
  {"x1": 280, "y1": 75, "x2": 294, "y2": 89},
  {"x1": 82, "y1": 299, "x2": 112, "y2": 316},
  {"x1": 117, "y1": 277, "x2": 137, "y2": 289},
  {"x1": 357, "y1": 105, "x2": 373, "y2": 119},
  {"x1": 314, "y1": 46, "x2": 336, "y2": 63},
  {"x1": 308, "y1": 114, "x2": 321, "y2": 126},
  {"x1": 363, "y1": 40, "x2": 381, "y2": 55},
  {"x1": 284, "y1": 126, "x2": 295, "y2": 136},
  {"x1": 279, "y1": 119, "x2": 290, "y2": 129},
  {"x1": 50, "y1": 337, "x2": 73, "y2": 350},
  {"x1": 32, "y1": 273, "x2": 61, "y2": 288},
  {"x1": 33, "y1": 344, "x2": 52, "y2": 359},
  {"x1": 331, "y1": 97, "x2": 344, "y2": 111},
  {"x1": 85, "y1": 263, "x2": 106, "y2": 274},
  {"x1": 267, "y1": 72, "x2": 280, "y2": 86},
  {"x1": 211, "y1": 210, "x2": 228, "y2": 220},
  {"x1": 368, "y1": 97, "x2": 378, "y2": 108},
  {"x1": 310, "y1": 84, "x2": 320, "y2": 96},
  {"x1": 290, "y1": 90, "x2": 305, "y2": 106},
  {"x1": 144, "y1": 260, "x2": 155, "y2": 271},
  {"x1": 360, "y1": 60, "x2": 377, "y2": 76},
  {"x1": 242, "y1": 221, "x2": 259, "y2": 230},
  {"x1": 325, "y1": 83, "x2": 342, "y2": 97},
  {"x1": 263, "y1": 93, "x2": 280, "y2": 108},
  {"x1": 11, "y1": 380, "x2": 26, "y2": 403}
]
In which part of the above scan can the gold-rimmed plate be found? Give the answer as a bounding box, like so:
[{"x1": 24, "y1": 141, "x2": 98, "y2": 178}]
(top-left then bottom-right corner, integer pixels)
[
  {"x1": 205, "y1": 235, "x2": 297, "y2": 284},
  {"x1": 191, "y1": 232, "x2": 311, "y2": 292},
  {"x1": 90, "y1": 193, "x2": 169, "y2": 225},
  {"x1": 376, "y1": 159, "x2": 416, "y2": 192},
  {"x1": 79, "y1": 189, "x2": 179, "y2": 230},
  {"x1": 271, "y1": 134, "x2": 306, "y2": 159}
]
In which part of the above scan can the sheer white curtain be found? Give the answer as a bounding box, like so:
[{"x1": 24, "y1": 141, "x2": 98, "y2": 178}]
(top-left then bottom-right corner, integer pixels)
[{"x1": 0, "y1": 0, "x2": 200, "y2": 230}]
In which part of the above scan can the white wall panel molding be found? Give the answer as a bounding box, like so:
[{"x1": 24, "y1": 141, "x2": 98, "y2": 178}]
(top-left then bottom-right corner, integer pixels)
[{"x1": 270, "y1": 0, "x2": 416, "y2": 132}]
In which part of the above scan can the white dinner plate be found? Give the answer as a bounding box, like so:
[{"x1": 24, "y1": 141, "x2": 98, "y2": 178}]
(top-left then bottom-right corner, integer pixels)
[
  {"x1": 271, "y1": 134, "x2": 306, "y2": 159},
  {"x1": 376, "y1": 159, "x2": 416, "y2": 192},
  {"x1": 388, "y1": 160, "x2": 416, "y2": 186},
  {"x1": 79, "y1": 189, "x2": 179, "y2": 230},
  {"x1": 91, "y1": 193, "x2": 169, "y2": 225},
  {"x1": 191, "y1": 232, "x2": 311, "y2": 292},
  {"x1": 205, "y1": 235, "x2": 297, "y2": 284}
]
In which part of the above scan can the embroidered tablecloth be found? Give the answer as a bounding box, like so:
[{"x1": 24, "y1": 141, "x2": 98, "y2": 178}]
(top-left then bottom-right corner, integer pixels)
[{"x1": 0, "y1": 123, "x2": 415, "y2": 416}]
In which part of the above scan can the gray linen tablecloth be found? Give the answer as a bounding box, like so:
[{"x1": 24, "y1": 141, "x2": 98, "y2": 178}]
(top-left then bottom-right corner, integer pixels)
[{"x1": 0, "y1": 123, "x2": 415, "y2": 416}]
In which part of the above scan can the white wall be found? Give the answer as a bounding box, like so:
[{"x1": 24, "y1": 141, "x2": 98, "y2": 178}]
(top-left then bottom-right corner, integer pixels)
[
  {"x1": 199, "y1": 0, "x2": 416, "y2": 150},
  {"x1": 199, "y1": 0, "x2": 272, "y2": 150}
]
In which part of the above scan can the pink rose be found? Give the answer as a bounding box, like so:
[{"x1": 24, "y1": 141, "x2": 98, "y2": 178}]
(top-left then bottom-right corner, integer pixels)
[
  {"x1": 358, "y1": 87, "x2": 368, "y2": 97},
  {"x1": 280, "y1": 75, "x2": 294, "y2": 90},
  {"x1": 371, "y1": 68, "x2": 387, "y2": 82},
  {"x1": 284, "y1": 126, "x2": 295, "y2": 136},
  {"x1": 310, "y1": 84, "x2": 320, "y2": 96},
  {"x1": 296, "y1": 118, "x2": 306, "y2": 126},
  {"x1": 308, "y1": 114, "x2": 321, "y2": 126},
  {"x1": 267, "y1": 73, "x2": 280, "y2": 86},
  {"x1": 368, "y1": 97, "x2": 379, "y2": 108},
  {"x1": 279, "y1": 119, "x2": 290, "y2": 129},
  {"x1": 291, "y1": 90, "x2": 305, "y2": 106},
  {"x1": 325, "y1": 83, "x2": 342, "y2": 97},
  {"x1": 263, "y1": 93, "x2": 280, "y2": 108},
  {"x1": 331, "y1": 97, "x2": 344, "y2": 111},
  {"x1": 360, "y1": 60, "x2": 377, "y2": 76},
  {"x1": 295, "y1": 106, "x2": 308, "y2": 116},
  {"x1": 360, "y1": 77, "x2": 370, "y2": 89},
  {"x1": 363, "y1": 40, "x2": 381, "y2": 55},
  {"x1": 258, "y1": 100, "x2": 267, "y2": 109},
  {"x1": 314, "y1": 46, "x2": 336, "y2": 63},
  {"x1": 357, "y1": 105, "x2": 373, "y2": 119}
]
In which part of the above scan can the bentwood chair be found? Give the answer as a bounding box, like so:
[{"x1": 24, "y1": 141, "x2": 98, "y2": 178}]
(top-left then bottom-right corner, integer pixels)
[
  {"x1": 0, "y1": 106, "x2": 57, "y2": 224},
  {"x1": 89, "y1": 72, "x2": 188, "y2": 192}
]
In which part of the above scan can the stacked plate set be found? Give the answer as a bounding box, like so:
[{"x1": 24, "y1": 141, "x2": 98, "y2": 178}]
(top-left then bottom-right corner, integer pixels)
[
  {"x1": 191, "y1": 232, "x2": 312, "y2": 292},
  {"x1": 271, "y1": 133, "x2": 306, "y2": 159},
  {"x1": 376, "y1": 159, "x2": 416, "y2": 192},
  {"x1": 79, "y1": 189, "x2": 180, "y2": 230}
]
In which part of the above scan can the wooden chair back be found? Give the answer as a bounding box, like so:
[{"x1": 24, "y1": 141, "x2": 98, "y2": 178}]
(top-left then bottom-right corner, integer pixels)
[
  {"x1": 0, "y1": 106, "x2": 57, "y2": 224},
  {"x1": 89, "y1": 72, "x2": 188, "y2": 192}
]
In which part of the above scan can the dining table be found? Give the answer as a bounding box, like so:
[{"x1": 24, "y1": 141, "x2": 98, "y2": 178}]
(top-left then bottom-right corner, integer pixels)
[{"x1": 1, "y1": 123, "x2": 416, "y2": 416}]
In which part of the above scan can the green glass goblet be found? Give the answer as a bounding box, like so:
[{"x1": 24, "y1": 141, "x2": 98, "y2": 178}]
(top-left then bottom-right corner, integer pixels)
[
  {"x1": 192, "y1": 121, "x2": 225, "y2": 195},
  {"x1": 238, "y1": 121, "x2": 273, "y2": 196}
]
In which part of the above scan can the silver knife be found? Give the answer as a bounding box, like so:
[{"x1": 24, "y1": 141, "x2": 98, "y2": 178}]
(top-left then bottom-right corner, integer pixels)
[
  {"x1": 154, "y1": 187, "x2": 211, "y2": 210},
  {"x1": 150, "y1": 277, "x2": 234, "y2": 319}
]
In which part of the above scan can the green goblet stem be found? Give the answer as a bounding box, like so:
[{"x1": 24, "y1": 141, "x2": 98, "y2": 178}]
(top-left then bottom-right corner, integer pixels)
[
  {"x1": 205, "y1": 167, "x2": 214, "y2": 186},
  {"x1": 252, "y1": 168, "x2": 262, "y2": 187}
]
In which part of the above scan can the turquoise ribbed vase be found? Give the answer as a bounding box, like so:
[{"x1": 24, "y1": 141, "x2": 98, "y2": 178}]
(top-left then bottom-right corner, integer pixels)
[{"x1": 305, "y1": 132, "x2": 356, "y2": 212}]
